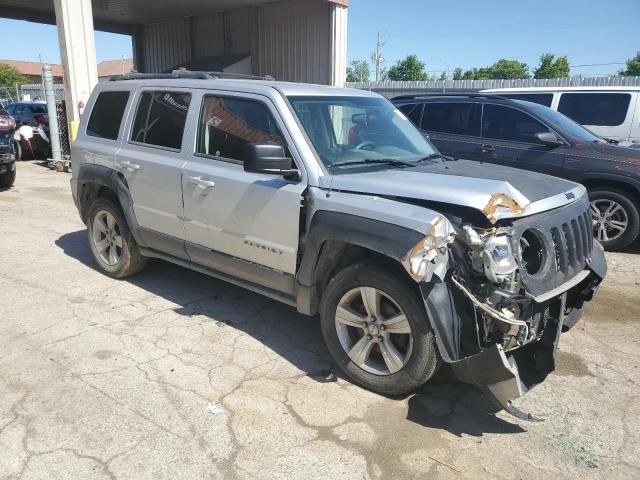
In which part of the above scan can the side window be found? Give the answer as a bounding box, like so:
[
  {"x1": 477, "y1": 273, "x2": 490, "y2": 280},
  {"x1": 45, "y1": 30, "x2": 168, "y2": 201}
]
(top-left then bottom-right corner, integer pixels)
[
  {"x1": 131, "y1": 91, "x2": 191, "y2": 150},
  {"x1": 86, "y1": 91, "x2": 130, "y2": 140},
  {"x1": 504, "y1": 93, "x2": 554, "y2": 107},
  {"x1": 421, "y1": 102, "x2": 481, "y2": 136},
  {"x1": 196, "y1": 95, "x2": 285, "y2": 162},
  {"x1": 482, "y1": 104, "x2": 550, "y2": 144},
  {"x1": 398, "y1": 103, "x2": 423, "y2": 126},
  {"x1": 558, "y1": 93, "x2": 631, "y2": 126}
]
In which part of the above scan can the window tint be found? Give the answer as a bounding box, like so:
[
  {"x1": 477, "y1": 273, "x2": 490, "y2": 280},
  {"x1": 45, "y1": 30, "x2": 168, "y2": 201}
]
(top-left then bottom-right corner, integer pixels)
[
  {"x1": 87, "y1": 91, "x2": 130, "y2": 140},
  {"x1": 504, "y1": 93, "x2": 554, "y2": 107},
  {"x1": 131, "y1": 91, "x2": 191, "y2": 150},
  {"x1": 398, "y1": 103, "x2": 423, "y2": 126},
  {"x1": 482, "y1": 104, "x2": 550, "y2": 143},
  {"x1": 30, "y1": 105, "x2": 47, "y2": 114},
  {"x1": 197, "y1": 96, "x2": 285, "y2": 162},
  {"x1": 421, "y1": 102, "x2": 481, "y2": 136},
  {"x1": 558, "y1": 93, "x2": 630, "y2": 127}
]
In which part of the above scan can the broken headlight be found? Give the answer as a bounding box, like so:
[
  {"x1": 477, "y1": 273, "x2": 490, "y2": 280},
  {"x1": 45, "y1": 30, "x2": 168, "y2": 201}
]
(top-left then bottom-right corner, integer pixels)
[
  {"x1": 481, "y1": 233, "x2": 518, "y2": 283},
  {"x1": 403, "y1": 215, "x2": 455, "y2": 282}
]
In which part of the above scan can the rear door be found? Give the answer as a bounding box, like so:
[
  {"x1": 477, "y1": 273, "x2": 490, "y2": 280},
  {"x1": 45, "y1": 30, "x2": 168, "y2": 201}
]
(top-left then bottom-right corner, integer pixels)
[
  {"x1": 557, "y1": 92, "x2": 634, "y2": 142},
  {"x1": 479, "y1": 103, "x2": 568, "y2": 178},
  {"x1": 181, "y1": 92, "x2": 306, "y2": 292},
  {"x1": 419, "y1": 101, "x2": 483, "y2": 160},
  {"x1": 117, "y1": 89, "x2": 192, "y2": 259}
]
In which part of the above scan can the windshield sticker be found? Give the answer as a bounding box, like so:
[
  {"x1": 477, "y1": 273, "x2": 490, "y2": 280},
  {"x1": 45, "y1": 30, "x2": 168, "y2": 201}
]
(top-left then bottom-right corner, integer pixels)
[{"x1": 395, "y1": 109, "x2": 408, "y2": 120}]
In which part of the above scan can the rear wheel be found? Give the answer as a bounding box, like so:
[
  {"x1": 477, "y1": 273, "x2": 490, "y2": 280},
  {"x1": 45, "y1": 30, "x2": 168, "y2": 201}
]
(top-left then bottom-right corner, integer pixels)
[
  {"x1": 0, "y1": 169, "x2": 15, "y2": 188},
  {"x1": 320, "y1": 262, "x2": 440, "y2": 396},
  {"x1": 588, "y1": 188, "x2": 640, "y2": 250},
  {"x1": 87, "y1": 197, "x2": 147, "y2": 278}
]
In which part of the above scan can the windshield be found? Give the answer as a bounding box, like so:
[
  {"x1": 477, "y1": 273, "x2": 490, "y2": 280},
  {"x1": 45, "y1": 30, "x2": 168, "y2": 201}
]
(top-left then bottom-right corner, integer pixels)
[
  {"x1": 288, "y1": 95, "x2": 439, "y2": 169},
  {"x1": 518, "y1": 100, "x2": 601, "y2": 143}
]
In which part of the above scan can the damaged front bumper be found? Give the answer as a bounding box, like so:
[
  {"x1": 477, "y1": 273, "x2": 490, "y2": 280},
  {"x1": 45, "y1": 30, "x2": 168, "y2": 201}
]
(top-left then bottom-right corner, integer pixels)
[{"x1": 420, "y1": 241, "x2": 606, "y2": 419}]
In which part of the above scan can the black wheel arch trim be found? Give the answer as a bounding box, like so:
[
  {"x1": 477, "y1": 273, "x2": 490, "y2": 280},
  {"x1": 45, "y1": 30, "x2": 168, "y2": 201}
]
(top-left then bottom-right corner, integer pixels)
[
  {"x1": 295, "y1": 210, "x2": 424, "y2": 314},
  {"x1": 76, "y1": 163, "x2": 144, "y2": 246},
  {"x1": 576, "y1": 172, "x2": 640, "y2": 196}
]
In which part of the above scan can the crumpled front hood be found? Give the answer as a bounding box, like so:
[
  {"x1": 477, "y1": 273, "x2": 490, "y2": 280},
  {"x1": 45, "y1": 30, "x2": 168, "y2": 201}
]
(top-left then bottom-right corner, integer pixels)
[{"x1": 319, "y1": 160, "x2": 585, "y2": 222}]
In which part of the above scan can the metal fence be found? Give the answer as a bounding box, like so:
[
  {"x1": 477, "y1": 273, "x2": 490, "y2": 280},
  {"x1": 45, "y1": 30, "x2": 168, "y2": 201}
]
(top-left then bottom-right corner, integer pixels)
[{"x1": 347, "y1": 75, "x2": 640, "y2": 98}]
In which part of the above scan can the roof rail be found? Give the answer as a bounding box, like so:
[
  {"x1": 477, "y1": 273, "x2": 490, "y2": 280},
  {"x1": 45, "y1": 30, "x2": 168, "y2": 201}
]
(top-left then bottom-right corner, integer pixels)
[
  {"x1": 110, "y1": 69, "x2": 275, "y2": 82},
  {"x1": 391, "y1": 93, "x2": 512, "y2": 101}
]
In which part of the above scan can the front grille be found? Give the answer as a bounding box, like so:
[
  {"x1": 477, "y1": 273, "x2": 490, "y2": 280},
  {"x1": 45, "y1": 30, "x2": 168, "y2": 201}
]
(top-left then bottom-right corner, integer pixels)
[
  {"x1": 511, "y1": 194, "x2": 594, "y2": 297},
  {"x1": 550, "y1": 209, "x2": 593, "y2": 275}
]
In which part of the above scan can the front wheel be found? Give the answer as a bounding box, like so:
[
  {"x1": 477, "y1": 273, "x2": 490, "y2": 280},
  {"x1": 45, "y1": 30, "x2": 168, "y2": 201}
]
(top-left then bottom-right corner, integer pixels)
[
  {"x1": 320, "y1": 262, "x2": 440, "y2": 396},
  {"x1": 589, "y1": 188, "x2": 640, "y2": 250}
]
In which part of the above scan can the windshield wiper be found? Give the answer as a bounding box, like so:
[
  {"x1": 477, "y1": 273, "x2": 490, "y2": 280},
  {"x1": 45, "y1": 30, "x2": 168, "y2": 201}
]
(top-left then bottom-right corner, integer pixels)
[
  {"x1": 328, "y1": 158, "x2": 415, "y2": 169},
  {"x1": 416, "y1": 153, "x2": 450, "y2": 163}
]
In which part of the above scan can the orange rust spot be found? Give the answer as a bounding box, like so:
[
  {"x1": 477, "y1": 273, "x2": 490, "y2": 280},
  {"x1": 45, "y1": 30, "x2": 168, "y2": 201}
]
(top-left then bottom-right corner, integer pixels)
[{"x1": 483, "y1": 193, "x2": 525, "y2": 222}]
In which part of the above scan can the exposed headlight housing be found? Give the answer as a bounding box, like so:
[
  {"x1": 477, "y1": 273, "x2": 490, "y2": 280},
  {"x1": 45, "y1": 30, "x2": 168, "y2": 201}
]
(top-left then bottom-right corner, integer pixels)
[
  {"x1": 481, "y1": 233, "x2": 518, "y2": 283},
  {"x1": 403, "y1": 216, "x2": 455, "y2": 282}
]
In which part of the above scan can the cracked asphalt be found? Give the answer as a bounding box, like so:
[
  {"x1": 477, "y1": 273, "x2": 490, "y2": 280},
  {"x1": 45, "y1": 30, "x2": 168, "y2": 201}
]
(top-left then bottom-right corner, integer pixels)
[{"x1": 1, "y1": 161, "x2": 639, "y2": 480}]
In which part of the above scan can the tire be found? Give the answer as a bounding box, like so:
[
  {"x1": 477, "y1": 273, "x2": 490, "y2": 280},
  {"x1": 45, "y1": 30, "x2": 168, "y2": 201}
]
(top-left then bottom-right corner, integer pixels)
[
  {"x1": 588, "y1": 187, "x2": 640, "y2": 251},
  {"x1": 0, "y1": 169, "x2": 16, "y2": 188},
  {"x1": 13, "y1": 141, "x2": 22, "y2": 161},
  {"x1": 87, "y1": 197, "x2": 147, "y2": 278},
  {"x1": 320, "y1": 261, "x2": 440, "y2": 396}
]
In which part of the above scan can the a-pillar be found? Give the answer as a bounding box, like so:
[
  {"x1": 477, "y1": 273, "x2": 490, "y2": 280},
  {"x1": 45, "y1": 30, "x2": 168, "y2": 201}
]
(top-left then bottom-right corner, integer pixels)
[{"x1": 53, "y1": 0, "x2": 98, "y2": 135}]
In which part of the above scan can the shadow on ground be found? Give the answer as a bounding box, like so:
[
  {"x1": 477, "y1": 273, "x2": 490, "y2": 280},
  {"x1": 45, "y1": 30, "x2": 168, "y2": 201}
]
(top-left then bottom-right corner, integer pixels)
[{"x1": 56, "y1": 229, "x2": 526, "y2": 436}]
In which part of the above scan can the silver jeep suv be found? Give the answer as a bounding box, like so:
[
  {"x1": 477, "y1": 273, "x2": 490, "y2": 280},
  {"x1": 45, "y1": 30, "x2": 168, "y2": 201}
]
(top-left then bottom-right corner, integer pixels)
[{"x1": 71, "y1": 71, "x2": 606, "y2": 418}]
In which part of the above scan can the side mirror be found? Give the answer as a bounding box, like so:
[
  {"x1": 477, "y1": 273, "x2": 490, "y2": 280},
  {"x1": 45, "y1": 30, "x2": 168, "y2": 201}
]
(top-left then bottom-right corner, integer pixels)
[
  {"x1": 243, "y1": 144, "x2": 299, "y2": 179},
  {"x1": 534, "y1": 131, "x2": 563, "y2": 147}
]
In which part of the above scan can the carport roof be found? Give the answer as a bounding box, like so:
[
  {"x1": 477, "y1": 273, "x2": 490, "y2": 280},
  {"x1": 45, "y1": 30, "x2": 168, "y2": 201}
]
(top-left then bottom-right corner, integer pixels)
[{"x1": 0, "y1": 0, "x2": 348, "y2": 34}]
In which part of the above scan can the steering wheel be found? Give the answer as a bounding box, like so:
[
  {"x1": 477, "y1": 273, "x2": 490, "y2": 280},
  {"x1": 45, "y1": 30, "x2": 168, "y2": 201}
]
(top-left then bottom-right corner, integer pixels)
[{"x1": 354, "y1": 140, "x2": 376, "y2": 151}]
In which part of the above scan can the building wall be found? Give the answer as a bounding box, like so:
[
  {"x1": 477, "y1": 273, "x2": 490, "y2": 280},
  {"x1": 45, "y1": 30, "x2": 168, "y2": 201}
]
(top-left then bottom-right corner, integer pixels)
[{"x1": 133, "y1": 0, "x2": 345, "y2": 85}]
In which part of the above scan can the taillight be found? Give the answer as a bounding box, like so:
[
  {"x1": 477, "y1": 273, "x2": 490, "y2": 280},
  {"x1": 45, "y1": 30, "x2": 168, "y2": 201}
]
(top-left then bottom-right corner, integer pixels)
[
  {"x1": 34, "y1": 114, "x2": 47, "y2": 125},
  {"x1": 0, "y1": 115, "x2": 15, "y2": 129}
]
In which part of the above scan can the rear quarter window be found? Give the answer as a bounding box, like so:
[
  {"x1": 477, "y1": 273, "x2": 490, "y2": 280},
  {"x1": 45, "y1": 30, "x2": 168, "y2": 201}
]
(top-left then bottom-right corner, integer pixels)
[
  {"x1": 87, "y1": 91, "x2": 130, "y2": 140},
  {"x1": 558, "y1": 92, "x2": 631, "y2": 126}
]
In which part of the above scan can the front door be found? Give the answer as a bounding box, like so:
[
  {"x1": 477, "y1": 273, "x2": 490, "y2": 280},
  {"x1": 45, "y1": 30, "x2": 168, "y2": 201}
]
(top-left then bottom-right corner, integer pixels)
[
  {"x1": 181, "y1": 93, "x2": 306, "y2": 293},
  {"x1": 117, "y1": 89, "x2": 192, "y2": 258}
]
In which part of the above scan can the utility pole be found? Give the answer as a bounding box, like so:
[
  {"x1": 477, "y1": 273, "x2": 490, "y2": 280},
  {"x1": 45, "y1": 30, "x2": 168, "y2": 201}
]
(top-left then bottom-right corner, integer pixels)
[{"x1": 371, "y1": 31, "x2": 384, "y2": 82}]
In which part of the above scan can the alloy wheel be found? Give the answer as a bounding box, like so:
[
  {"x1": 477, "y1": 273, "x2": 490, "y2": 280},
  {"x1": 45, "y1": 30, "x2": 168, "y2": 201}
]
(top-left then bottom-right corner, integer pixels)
[
  {"x1": 590, "y1": 199, "x2": 628, "y2": 243},
  {"x1": 335, "y1": 287, "x2": 413, "y2": 376},
  {"x1": 92, "y1": 210, "x2": 123, "y2": 266}
]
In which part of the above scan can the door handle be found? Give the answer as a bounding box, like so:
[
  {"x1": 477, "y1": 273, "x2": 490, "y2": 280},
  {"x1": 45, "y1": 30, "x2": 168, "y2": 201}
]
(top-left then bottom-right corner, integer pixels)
[
  {"x1": 119, "y1": 160, "x2": 140, "y2": 172},
  {"x1": 481, "y1": 144, "x2": 496, "y2": 153},
  {"x1": 188, "y1": 176, "x2": 215, "y2": 188}
]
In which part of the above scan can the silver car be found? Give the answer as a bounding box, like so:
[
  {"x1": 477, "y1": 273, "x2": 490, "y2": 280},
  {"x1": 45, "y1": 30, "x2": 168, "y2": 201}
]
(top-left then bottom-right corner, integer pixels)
[{"x1": 71, "y1": 71, "x2": 606, "y2": 419}]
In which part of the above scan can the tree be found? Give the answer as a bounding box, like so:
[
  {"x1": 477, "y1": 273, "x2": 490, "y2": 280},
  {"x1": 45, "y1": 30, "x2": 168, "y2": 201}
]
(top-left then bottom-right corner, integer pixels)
[
  {"x1": 386, "y1": 55, "x2": 429, "y2": 81},
  {"x1": 438, "y1": 71, "x2": 447, "y2": 81},
  {"x1": 452, "y1": 68, "x2": 464, "y2": 80},
  {"x1": 534, "y1": 53, "x2": 570, "y2": 79},
  {"x1": 346, "y1": 60, "x2": 370, "y2": 83},
  {"x1": 489, "y1": 59, "x2": 530, "y2": 79},
  {"x1": 619, "y1": 52, "x2": 640, "y2": 76},
  {"x1": 0, "y1": 63, "x2": 27, "y2": 89}
]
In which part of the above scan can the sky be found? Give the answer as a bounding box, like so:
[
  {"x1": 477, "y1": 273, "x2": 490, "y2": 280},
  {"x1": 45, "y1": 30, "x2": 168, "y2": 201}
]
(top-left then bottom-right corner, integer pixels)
[{"x1": 0, "y1": 0, "x2": 638, "y2": 77}]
